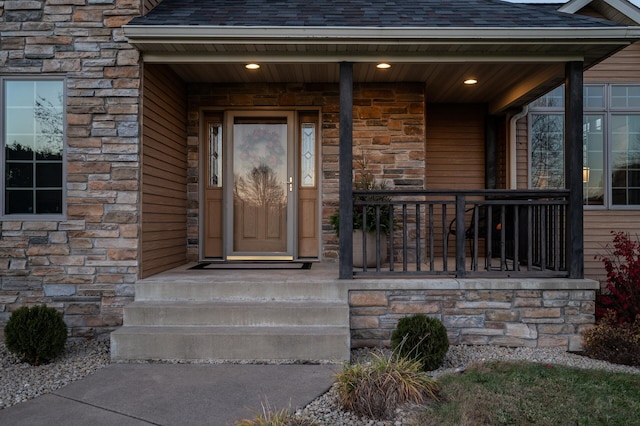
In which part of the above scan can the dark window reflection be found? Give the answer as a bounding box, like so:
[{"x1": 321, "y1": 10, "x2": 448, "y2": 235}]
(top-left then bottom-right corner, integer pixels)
[
  {"x1": 6, "y1": 164, "x2": 33, "y2": 187},
  {"x1": 36, "y1": 190, "x2": 62, "y2": 214},
  {"x1": 6, "y1": 190, "x2": 33, "y2": 214},
  {"x1": 36, "y1": 163, "x2": 62, "y2": 187}
]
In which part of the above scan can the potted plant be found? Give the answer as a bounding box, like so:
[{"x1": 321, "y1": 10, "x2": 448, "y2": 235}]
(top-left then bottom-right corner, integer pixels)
[{"x1": 329, "y1": 158, "x2": 393, "y2": 267}]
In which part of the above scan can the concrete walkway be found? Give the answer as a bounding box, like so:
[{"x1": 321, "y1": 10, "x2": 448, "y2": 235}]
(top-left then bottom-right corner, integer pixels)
[{"x1": 0, "y1": 363, "x2": 338, "y2": 426}]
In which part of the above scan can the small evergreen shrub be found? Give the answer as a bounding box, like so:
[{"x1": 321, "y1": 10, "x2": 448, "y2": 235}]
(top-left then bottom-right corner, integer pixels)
[
  {"x1": 391, "y1": 314, "x2": 449, "y2": 371},
  {"x1": 4, "y1": 305, "x2": 68, "y2": 365},
  {"x1": 595, "y1": 231, "x2": 640, "y2": 323},
  {"x1": 582, "y1": 311, "x2": 640, "y2": 367},
  {"x1": 335, "y1": 351, "x2": 439, "y2": 420}
]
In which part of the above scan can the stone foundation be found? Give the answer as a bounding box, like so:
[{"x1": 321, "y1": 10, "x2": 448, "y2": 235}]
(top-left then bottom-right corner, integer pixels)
[{"x1": 348, "y1": 279, "x2": 599, "y2": 352}]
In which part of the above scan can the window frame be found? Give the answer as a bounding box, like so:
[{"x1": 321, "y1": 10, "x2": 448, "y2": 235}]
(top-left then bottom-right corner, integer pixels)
[
  {"x1": 528, "y1": 83, "x2": 640, "y2": 210},
  {"x1": 1, "y1": 76, "x2": 67, "y2": 220}
]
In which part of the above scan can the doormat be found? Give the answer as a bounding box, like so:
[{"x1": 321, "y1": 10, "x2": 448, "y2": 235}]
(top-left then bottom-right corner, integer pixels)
[{"x1": 189, "y1": 262, "x2": 312, "y2": 270}]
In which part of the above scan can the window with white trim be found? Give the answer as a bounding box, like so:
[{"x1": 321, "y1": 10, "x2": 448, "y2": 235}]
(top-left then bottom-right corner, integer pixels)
[
  {"x1": 2, "y1": 78, "x2": 65, "y2": 217},
  {"x1": 529, "y1": 84, "x2": 640, "y2": 208}
]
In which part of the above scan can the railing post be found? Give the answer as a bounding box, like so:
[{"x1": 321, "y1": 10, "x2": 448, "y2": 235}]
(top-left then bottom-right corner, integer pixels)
[
  {"x1": 455, "y1": 194, "x2": 466, "y2": 277},
  {"x1": 339, "y1": 62, "x2": 354, "y2": 279}
]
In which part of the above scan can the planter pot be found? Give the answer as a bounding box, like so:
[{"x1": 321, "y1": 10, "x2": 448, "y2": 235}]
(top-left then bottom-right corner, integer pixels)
[{"x1": 353, "y1": 230, "x2": 388, "y2": 268}]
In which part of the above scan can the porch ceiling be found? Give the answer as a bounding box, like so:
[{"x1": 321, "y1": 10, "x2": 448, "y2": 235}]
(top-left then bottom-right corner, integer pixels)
[{"x1": 164, "y1": 61, "x2": 566, "y2": 112}]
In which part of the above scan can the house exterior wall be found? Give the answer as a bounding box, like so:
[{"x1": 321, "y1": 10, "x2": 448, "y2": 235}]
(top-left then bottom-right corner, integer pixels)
[
  {"x1": 186, "y1": 83, "x2": 426, "y2": 262},
  {"x1": 140, "y1": 64, "x2": 188, "y2": 278},
  {"x1": 0, "y1": 1, "x2": 142, "y2": 337},
  {"x1": 516, "y1": 42, "x2": 640, "y2": 285},
  {"x1": 582, "y1": 43, "x2": 640, "y2": 283}
]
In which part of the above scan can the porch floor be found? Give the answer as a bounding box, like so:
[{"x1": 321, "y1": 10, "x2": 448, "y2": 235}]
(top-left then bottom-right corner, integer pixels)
[{"x1": 142, "y1": 257, "x2": 544, "y2": 284}]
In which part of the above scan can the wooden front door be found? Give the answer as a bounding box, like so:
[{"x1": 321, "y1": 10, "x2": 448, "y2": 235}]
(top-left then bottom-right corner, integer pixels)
[
  {"x1": 203, "y1": 110, "x2": 319, "y2": 260},
  {"x1": 226, "y1": 112, "x2": 295, "y2": 260}
]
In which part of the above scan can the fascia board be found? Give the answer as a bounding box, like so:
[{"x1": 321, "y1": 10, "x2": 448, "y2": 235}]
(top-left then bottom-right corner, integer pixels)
[
  {"x1": 140, "y1": 52, "x2": 587, "y2": 64},
  {"x1": 123, "y1": 25, "x2": 640, "y2": 43},
  {"x1": 559, "y1": 0, "x2": 593, "y2": 14},
  {"x1": 560, "y1": 0, "x2": 640, "y2": 24},
  {"x1": 602, "y1": 0, "x2": 640, "y2": 24}
]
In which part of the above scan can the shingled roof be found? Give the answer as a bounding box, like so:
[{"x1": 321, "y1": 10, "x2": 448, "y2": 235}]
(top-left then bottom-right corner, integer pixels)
[{"x1": 130, "y1": 0, "x2": 621, "y2": 28}]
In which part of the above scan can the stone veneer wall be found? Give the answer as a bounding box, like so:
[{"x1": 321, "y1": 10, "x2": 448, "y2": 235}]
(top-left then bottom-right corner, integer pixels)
[
  {"x1": 349, "y1": 280, "x2": 598, "y2": 351},
  {"x1": 186, "y1": 83, "x2": 426, "y2": 262},
  {"x1": 0, "y1": 1, "x2": 142, "y2": 337}
]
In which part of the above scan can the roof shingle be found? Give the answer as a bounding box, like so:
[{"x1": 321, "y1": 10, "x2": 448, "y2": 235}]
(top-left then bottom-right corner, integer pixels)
[{"x1": 129, "y1": 0, "x2": 621, "y2": 28}]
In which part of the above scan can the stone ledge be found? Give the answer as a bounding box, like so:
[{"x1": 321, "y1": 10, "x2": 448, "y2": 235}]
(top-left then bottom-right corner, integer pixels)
[{"x1": 347, "y1": 278, "x2": 599, "y2": 291}]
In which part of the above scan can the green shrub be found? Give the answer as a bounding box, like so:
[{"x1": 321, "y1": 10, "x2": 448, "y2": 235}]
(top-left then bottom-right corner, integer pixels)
[
  {"x1": 391, "y1": 314, "x2": 449, "y2": 371},
  {"x1": 4, "y1": 305, "x2": 68, "y2": 366},
  {"x1": 335, "y1": 351, "x2": 439, "y2": 420},
  {"x1": 582, "y1": 311, "x2": 640, "y2": 367}
]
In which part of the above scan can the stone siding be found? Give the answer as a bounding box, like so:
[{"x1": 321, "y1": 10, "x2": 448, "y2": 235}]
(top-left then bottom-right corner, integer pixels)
[
  {"x1": 0, "y1": 1, "x2": 142, "y2": 337},
  {"x1": 349, "y1": 281, "x2": 598, "y2": 351}
]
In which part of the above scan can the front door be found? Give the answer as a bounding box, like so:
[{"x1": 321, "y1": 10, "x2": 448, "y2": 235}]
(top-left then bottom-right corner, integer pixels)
[{"x1": 225, "y1": 111, "x2": 295, "y2": 260}]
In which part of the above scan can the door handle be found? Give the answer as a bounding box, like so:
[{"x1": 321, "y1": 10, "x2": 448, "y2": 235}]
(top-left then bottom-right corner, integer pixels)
[{"x1": 288, "y1": 177, "x2": 293, "y2": 192}]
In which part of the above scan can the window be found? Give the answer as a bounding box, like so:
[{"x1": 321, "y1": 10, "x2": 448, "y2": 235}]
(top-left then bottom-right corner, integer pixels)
[
  {"x1": 2, "y1": 78, "x2": 65, "y2": 217},
  {"x1": 529, "y1": 84, "x2": 640, "y2": 208}
]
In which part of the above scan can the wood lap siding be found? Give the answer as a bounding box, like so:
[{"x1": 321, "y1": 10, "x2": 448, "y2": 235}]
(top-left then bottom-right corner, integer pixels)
[
  {"x1": 426, "y1": 104, "x2": 486, "y2": 190},
  {"x1": 584, "y1": 211, "x2": 640, "y2": 285},
  {"x1": 141, "y1": 64, "x2": 188, "y2": 278},
  {"x1": 585, "y1": 43, "x2": 640, "y2": 82},
  {"x1": 426, "y1": 104, "x2": 486, "y2": 256}
]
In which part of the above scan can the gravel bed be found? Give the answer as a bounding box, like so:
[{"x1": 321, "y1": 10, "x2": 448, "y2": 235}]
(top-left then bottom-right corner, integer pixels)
[
  {"x1": 2, "y1": 340, "x2": 640, "y2": 425},
  {"x1": 0, "y1": 339, "x2": 110, "y2": 410}
]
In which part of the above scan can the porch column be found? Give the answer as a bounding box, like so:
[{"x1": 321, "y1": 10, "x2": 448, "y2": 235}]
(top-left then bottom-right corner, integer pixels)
[
  {"x1": 564, "y1": 61, "x2": 584, "y2": 279},
  {"x1": 339, "y1": 62, "x2": 354, "y2": 279}
]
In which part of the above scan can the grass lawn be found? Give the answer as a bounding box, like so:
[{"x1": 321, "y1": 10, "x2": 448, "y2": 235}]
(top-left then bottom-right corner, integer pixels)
[{"x1": 412, "y1": 361, "x2": 640, "y2": 426}]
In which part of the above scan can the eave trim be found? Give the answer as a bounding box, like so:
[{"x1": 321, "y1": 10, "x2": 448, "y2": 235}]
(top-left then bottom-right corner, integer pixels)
[{"x1": 123, "y1": 25, "x2": 640, "y2": 43}]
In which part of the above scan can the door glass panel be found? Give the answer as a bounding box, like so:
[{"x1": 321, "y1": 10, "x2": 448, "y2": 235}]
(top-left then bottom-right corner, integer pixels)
[
  {"x1": 301, "y1": 123, "x2": 316, "y2": 187},
  {"x1": 208, "y1": 122, "x2": 222, "y2": 187},
  {"x1": 232, "y1": 119, "x2": 288, "y2": 253}
]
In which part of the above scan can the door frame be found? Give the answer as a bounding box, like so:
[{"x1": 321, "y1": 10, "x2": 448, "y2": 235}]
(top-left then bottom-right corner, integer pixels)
[{"x1": 199, "y1": 107, "x2": 322, "y2": 262}]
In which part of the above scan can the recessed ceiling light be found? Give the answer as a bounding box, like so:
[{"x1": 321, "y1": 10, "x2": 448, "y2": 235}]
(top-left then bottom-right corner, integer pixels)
[
  {"x1": 464, "y1": 79, "x2": 478, "y2": 85},
  {"x1": 245, "y1": 63, "x2": 260, "y2": 70},
  {"x1": 376, "y1": 63, "x2": 391, "y2": 69}
]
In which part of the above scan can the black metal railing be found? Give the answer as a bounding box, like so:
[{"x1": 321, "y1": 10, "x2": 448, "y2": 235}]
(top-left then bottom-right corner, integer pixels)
[{"x1": 347, "y1": 189, "x2": 570, "y2": 278}]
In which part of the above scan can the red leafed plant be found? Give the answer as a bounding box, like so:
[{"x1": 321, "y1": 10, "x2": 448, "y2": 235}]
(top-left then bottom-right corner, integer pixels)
[{"x1": 596, "y1": 231, "x2": 640, "y2": 324}]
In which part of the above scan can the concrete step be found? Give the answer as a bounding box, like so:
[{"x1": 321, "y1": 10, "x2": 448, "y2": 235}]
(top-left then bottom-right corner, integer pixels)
[
  {"x1": 113, "y1": 269, "x2": 351, "y2": 363},
  {"x1": 123, "y1": 300, "x2": 349, "y2": 327},
  {"x1": 134, "y1": 280, "x2": 346, "y2": 302},
  {"x1": 111, "y1": 326, "x2": 351, "y2": 362}
]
